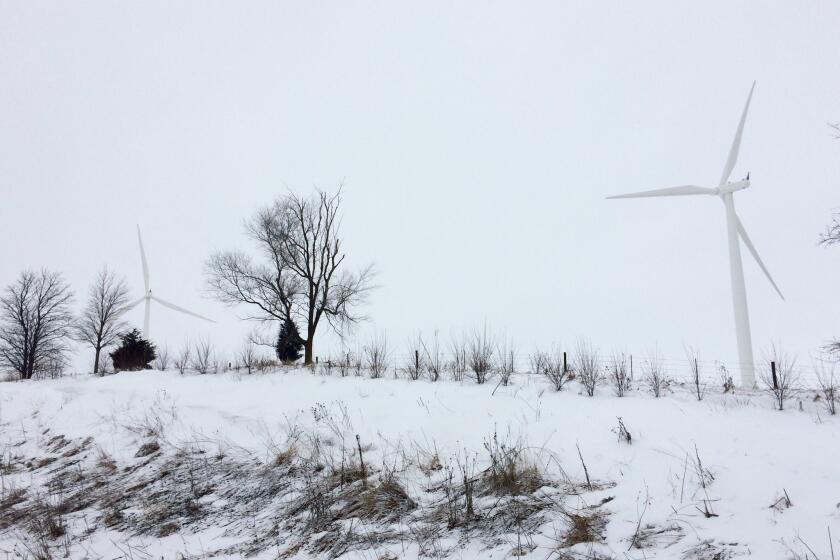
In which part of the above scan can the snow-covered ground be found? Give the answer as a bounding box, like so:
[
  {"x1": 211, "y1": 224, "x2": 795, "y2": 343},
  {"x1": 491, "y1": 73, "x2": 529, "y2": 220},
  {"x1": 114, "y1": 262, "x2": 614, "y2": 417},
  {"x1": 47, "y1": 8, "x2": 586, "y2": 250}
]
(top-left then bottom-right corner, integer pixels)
[{"x1": 1, "y1": 368, "x2": 838, "y2": 559}]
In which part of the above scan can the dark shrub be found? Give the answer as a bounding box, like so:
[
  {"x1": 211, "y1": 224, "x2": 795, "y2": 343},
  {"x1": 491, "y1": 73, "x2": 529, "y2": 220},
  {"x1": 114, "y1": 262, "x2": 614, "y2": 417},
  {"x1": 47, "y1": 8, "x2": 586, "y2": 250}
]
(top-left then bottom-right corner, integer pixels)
[
  {"x1": 110, "y1": 329, "x2": 156, "y2": 371},
  {"x1": 276, "y1": 319, "x2": 303, "y2": 363}
]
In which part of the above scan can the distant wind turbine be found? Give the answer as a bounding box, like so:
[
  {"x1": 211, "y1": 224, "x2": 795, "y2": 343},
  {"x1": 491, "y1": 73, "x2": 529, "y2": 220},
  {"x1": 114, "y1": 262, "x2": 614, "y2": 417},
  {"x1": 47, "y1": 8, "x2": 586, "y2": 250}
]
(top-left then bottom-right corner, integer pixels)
[
  {"x1": 125, "y1": 225, "x2": 215, "y2": 339},
  {"x1": 606, "y1": 82, "x2": 783, "y2": 387}
]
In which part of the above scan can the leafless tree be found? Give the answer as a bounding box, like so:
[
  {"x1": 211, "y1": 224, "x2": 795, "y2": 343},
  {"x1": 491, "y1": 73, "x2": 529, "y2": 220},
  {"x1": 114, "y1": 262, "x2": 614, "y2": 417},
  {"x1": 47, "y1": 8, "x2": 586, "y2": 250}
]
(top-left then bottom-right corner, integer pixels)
[
  {"x1": 468, "y1": 325, "x2": 495, "y2": 385},
  {"x1": 608, "y1": 351, "x2": 632, "y2": 397},
  {"x1": 0, "y1": 270, "x2": 74, "y2": 380},
  {"x1": 759, "y1": 346, "x2": 800, "y2": 411},
  {"x1": 153, "y1": 344, "x2": 170, "y2": 371},
  {"x1": 73, "y1": 268, "x2": 131, "y2": 374},
  {"x1": 574, "y1": 339, "x2": 602, "y2": 397},
  {"x1": 829, "y1": 122, "x2": 840, "y2": 139},
  {"x1": 206, "y1": 189, "x2": 375, "y2": 365},
  {"x1": 364, "y1": 333, "x2": 389, "y2": 379},
  {"x1": 643, "y1": 350, "x2": 668, "y2": 397}
]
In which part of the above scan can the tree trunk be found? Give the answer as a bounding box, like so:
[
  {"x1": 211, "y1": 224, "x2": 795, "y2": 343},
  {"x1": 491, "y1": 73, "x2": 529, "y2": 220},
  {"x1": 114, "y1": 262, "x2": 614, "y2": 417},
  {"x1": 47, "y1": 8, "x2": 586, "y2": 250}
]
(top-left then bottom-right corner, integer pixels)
[
  {"x1": 93, "y1": 346, "x2": 101, "y2": 375},
  {"x1": 304, "y1": 339, "x2": 314, "y2": 365}
]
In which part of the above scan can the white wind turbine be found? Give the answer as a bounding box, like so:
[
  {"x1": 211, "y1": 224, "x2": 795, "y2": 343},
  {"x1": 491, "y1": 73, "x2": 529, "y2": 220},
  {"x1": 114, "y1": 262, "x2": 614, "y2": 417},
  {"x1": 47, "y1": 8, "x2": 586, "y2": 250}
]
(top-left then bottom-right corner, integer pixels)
[
  {"x1": 125, "y1": 225, "x2": 215, "y2": 339},
  {"x1": 607, "y1": 83, "x2": 783, "y2": 387}
]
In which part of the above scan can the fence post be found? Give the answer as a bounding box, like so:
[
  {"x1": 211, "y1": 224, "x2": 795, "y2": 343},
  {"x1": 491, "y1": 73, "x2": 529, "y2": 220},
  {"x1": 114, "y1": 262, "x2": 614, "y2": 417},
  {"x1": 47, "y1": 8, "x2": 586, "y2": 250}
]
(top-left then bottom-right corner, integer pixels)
[
  {"x1": 771, "y1": 361, "x2": 778, "y2": 390},
  {"x1": 630, "y1": 354, "x2": 633, "y2": 379},
  {"x1": 563, "y1": 351, "x2": 568, "y2": 374},
  {"x1": 415, "y1": 349, "x2": 420, "y2": 374}
]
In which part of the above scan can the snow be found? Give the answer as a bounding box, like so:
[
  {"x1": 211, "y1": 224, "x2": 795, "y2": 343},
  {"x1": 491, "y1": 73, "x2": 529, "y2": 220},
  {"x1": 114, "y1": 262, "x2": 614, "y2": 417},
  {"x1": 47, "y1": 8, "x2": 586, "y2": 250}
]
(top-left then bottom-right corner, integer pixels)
[{"x1": 1, "y1": 368, "x2": 838, "y2": 559}]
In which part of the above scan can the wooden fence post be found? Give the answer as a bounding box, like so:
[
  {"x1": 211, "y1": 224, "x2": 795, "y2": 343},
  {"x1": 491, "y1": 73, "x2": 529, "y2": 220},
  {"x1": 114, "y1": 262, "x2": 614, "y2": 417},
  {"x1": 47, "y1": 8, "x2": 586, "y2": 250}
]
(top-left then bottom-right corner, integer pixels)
[
  {"x1": 771, "y1": 361, "x2": 778, "y2": 390},
  {"x1": 415, "y1": 349, "x2": 420, "y2": 374}
]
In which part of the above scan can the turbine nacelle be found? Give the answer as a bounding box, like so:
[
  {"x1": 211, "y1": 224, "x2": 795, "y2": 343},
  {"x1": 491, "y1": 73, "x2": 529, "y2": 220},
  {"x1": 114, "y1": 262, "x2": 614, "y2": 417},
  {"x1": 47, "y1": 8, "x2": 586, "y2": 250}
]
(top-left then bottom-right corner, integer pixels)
[{"x1": 718, "y1": 179, "x2": 750, "y2": 195}]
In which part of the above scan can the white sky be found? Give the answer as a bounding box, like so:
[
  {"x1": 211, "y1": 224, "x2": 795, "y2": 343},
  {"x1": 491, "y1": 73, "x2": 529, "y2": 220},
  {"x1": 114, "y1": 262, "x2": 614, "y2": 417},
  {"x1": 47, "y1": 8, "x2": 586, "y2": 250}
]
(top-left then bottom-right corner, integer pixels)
[{"x1": 1, "y1": 2, "x2": 839, "y2": 373}]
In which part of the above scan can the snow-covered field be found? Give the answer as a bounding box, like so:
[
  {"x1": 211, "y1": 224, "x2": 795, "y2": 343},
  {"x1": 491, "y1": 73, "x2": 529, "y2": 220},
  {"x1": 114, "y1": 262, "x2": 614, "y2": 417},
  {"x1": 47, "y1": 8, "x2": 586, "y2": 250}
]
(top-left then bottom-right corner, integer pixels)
[{"x1": 1, "y1": 368, "x2": 838, "y2": 559}]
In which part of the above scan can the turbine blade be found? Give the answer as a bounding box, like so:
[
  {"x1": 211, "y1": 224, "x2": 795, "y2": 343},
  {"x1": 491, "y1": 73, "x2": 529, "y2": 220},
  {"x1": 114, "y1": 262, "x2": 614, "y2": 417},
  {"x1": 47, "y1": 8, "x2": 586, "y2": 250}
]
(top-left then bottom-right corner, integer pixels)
[
  {"x1": 606, "y1": 185, "x2": 716, "y2": 199},
  {"x1": 719, "y1": 81, "x2": 755, "y2": 185},
  {"x1": 151, "y1": 295, "x2": 215, "y2": 323},
  {"x1": 735, "y1": 213, "x2": 784, "y2": 300},
  {"x1": 123, "y1": 296, "x2": 146, "y2": 312},
  {"x1": 137, "y1": 225, "x2": 150, "y2": 292}
]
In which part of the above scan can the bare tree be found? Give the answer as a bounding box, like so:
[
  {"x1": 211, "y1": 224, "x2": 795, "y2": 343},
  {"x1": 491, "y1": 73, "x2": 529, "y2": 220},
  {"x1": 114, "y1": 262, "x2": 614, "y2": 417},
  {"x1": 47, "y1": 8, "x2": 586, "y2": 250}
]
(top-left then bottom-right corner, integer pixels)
[
  {"x1": 0, "y1": 270, "x2": 74, "y2": 380},
  {"x1": 206, "y1": 189, "x2": 375, "y2": 365},
  {"x1": 574, "y1": 339, "x2": 602, "y2": 397},
  {"x1": 74, "y1": 268, "x2": 131, "y2": 374}
]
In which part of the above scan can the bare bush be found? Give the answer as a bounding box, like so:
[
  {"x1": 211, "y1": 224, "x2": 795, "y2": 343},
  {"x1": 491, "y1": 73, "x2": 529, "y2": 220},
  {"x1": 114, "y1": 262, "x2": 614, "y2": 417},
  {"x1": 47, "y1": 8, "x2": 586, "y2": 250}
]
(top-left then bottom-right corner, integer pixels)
[
  {"x1": 192, "y1": 339, "x2": 216, "y2": 374},
  {"x1": 468, "y1": 326, "x2": 495, "y2": 385},
  {"x1": 364, "y1": 333, "x2": 389, "y2": 379},
  {"x1": 403, "y1": 335, "x2": 423, "y2": 381},
  {"x1": 529, "y1": 351, "x2": 548, "y2": 376},
  {"x1": 448, "y1": 333, "x2": 468, "y2": 382},
  {"x1": 153, "y1": 344, "x2": 170, "y2": 371},
  {"x1": 0, "y1": 270, "x2": 74, "y2": 380},
  {"x1": 759, "y1": 346, "x2": 799, "y2": 411},
  {"x1": 496, "y1": 338, "x2": 516, "y2": 387},
  {"x1": 815, "y1": 360, "x2": 837, "y2": 415},
  {"x1": 174, "y1": 344, "x2": 191, "y2": 375},
  {"x1": 716, "y1": 362, "x2": 734, "y2": 393},
  {"x1": 238, "y1": 342, "x2": 257, "y2": 375},
  {"x1": 643, "y1": 351, "x2": 667, "y2": 397},
  {"x1": 686, "y1": 348, "x2": 706, "y2": 401},
  {"x1": 574, "y1": 339, "x2": 602, "y2": 397},
  {"x1": 535, "y1": 347, "x2": 570, "y2": 391},
  {"x1": 608, "y1": 351, "x2": 632, "y2": 397},
  {"x1": 420, "y1": 330, "x2": 443, "y2": 382}
]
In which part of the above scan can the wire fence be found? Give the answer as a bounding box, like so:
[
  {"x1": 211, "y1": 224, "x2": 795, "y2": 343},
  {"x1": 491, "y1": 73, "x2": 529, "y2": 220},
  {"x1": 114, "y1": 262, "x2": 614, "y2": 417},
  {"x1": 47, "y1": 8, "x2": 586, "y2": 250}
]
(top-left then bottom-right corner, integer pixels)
[{"x1": 313, "y1": 349, "x2": 836, "y2": 390}]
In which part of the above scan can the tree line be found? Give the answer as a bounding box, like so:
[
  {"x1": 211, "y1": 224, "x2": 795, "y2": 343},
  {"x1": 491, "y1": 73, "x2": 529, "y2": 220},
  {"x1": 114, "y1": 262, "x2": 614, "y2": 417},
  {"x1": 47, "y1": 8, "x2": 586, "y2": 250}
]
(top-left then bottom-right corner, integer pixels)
[{"x1": 0, "y1": 189, "x2": 374, "y2": 379}]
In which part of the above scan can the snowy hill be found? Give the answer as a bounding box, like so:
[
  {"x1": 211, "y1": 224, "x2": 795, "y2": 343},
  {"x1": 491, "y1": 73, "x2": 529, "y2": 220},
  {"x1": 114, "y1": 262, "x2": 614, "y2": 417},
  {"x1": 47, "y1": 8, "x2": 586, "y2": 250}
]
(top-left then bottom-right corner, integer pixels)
[{"x1": 1, "y1": 368, "x2": 838, "y2": 559}]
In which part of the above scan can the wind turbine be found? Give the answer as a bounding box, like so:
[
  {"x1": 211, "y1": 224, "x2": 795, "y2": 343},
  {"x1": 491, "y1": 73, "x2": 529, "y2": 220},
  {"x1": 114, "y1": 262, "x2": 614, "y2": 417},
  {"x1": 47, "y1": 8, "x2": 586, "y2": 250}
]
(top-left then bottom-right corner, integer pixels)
[
  {"x1": 606, "y1": 82, "x2": 783, "y2": 387},
  {"x1": 125, "y1": 225, "x2": 215, "y2": 339}
]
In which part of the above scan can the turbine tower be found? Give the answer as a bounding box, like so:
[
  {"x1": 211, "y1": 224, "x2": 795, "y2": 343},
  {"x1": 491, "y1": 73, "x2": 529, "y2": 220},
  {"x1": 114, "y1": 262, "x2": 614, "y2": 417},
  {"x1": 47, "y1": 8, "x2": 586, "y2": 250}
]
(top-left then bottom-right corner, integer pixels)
[
  {"x1": 125, "y1": 225, "x2": 215, "y2": 338},
  {"x1": 606, "y1": 83, "x2": 783, "y2": 387}
]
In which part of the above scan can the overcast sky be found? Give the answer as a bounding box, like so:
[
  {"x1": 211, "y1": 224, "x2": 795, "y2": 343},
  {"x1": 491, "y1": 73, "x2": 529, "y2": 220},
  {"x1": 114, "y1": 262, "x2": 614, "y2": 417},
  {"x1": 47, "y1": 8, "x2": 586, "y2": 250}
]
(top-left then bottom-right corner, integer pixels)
[{"x1": 1, "y1": 2, "x2": 839, "y2": 375}]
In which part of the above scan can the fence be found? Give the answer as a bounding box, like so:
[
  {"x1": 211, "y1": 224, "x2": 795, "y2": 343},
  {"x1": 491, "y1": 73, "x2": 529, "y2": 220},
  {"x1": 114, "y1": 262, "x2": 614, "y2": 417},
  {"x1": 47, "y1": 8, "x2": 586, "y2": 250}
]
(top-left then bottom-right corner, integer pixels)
[{"x1": 312, "y1": 348, "x2": 834, "y2": 390}]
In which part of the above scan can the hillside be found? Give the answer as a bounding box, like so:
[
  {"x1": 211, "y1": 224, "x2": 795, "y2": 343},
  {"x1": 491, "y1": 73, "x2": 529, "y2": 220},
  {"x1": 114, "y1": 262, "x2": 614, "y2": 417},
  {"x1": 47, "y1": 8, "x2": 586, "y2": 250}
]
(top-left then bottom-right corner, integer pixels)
[{"x1": 1, "y1": 368, "x2": 838, "y2": 559}]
